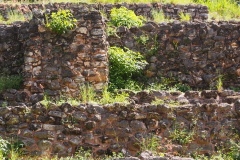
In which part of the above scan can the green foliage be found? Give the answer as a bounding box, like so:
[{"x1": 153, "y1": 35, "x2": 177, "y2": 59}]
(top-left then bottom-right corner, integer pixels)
[
  {"x1": 194, "y1": 0, "x2": 240, "y2": 21},
  {"x1": 216, "y1": 74, "x2": 224, "y2": 92},
  {"x1": 0, "y1": 10, "x2": 27, "y2": 24},
  {"x1": 46, "y1": 9, "x2": 77, "y2": 34},
  {"x1": 179, "y1": 12, "x2": 191, "y2": 21},
  {"x1": 135, "y1": 35, "x2": 149, "y2": 45},
  {"x1": 147, "y1": 77, "x2": 191, "y2": 92},
  {"x1": 110, "y1": 6, "x2": 144, "y2": 28},
  {"x1": 0, "y1": 137, "x2": 10, "y2": 159},
  {"x1": 151, "y1": 10, "x2": 172, "y2": 23},
  {"x1": 170, "y1": 126, "x2": 194, "y2": 145},
  {"x1": 79, "y1": 84, "x2": 97, "y2": 103},
  {"x1": 0, "y1": 75, "x2": 22, "y2": 92},
  {"x1": 151, "y1": 98, "x2": 180, "y2": 107},
  {"x1": 227, "y1": 140, "x2": 240, "y2": 160},
  {"x1": 0, "y1": 137, "x2": 24, "y2": 160},
  {"x1": 139, "y1": 135, "x2": 161, "y2": 155},
  {"x1": 109, "y1": 46, "x2": 147, "y2": 90},
  {"x1": 40, "y1": 94, "x2": 52, "y2": 109},
  {"x1": 99, "y1": 86, "x2": 129, "y2": 104}
]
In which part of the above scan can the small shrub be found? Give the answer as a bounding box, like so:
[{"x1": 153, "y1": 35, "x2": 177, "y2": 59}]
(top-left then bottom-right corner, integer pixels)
[
  {"x1": 109, "y1": 46, "x2": 147, "y2": 90},
  {"x1": 110, "y1": 6, "x2": 144, "y2": 28},
  {"x1": 46, "y1": 9, "x2": 77, "y2": 34}
]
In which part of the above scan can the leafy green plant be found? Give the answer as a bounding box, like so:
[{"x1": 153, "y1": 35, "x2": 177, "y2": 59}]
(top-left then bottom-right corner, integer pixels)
[
  {"x1": 46, "y1": 9, "x2": 77, "y2": 34},
  {"x1": 0, "y1": 137, "x2": 24, "y2": 160},
  {"x1": 0, "y1": 75, "x2": 22, "y2": 92},
  {"x1": 109, "y1": 46, "x2": 147, "y2": 90},
  {"x1": 179, "y1": 12, "x2": 191, "y2": 21},
  {"x1": 0, "y1": 136, "x2": 10, "y2": 159},
  {"x1": 227, "y1": 140, "x2": 240, "y2": 160},
  {"x1": 110, "y1": 6, "x2": 144, "y2": 28}
]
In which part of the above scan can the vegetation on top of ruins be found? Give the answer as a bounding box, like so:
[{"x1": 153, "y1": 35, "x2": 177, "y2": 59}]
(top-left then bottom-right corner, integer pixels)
[{"x1": 45, "y1": 9, "x2": 77, "y2": 34}]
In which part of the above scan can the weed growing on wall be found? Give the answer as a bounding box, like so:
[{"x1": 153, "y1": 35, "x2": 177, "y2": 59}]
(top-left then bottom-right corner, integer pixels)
[
  {"x1": 139, "y1": 134, "x2": 162, "y2": 155},
  {"x1": 79, "y1": 84, "x2": 97, "y2": 103},
  {"x1": 0, "y1": 10, "x2": 26, "y2": 24},
  {"x1": 0, "y1": 75, "x2": 22, "y2": 92},
  {"x1": 169, "y1": 125, "x2": 194, "y2": 145},
  {"x1": 99, "y1": 86, "x2": 129, "y2": 104},
  {"x1": 110, "y1": 6, "x2": 144, "y2": 28},
  {"x1": 109, "y1": 46, "x2": 148, "y2": 90},
  {"x1": 216, "y1": 74, "x2": 224, "y2": 92},
  {"x1": 151, "y1": 10, "x2": 172, "y2": 23},
  {"x1": 179, "y1": 12, "x2": 191, "y2": 21},
  {"x1": 134, "y1": 35, "x2": 149, "y2": 45},
  {"x1": 45, "y1": 9, "x2": 77, "y2": 34}
]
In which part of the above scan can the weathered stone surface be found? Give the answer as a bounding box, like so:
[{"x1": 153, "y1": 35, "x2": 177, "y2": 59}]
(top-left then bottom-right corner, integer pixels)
[
  {"x1": 130, "y1": 120, "x2": 147, "y2": 132},
  {"x1": 48, "y1": 111, "x2": 66, "y2": 118},
  {"x1": 72, "y1": 112, "x2": 87, "y2": 121},
  {"x1": 38, "y1": 140, "x2": 52, "y2": 151}
]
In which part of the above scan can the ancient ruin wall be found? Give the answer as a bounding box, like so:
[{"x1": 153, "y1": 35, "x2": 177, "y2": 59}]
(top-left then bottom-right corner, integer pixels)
[
  {"x1": 0, "y1": 90, "x2": 239, "y2": 157},
  {"x1": 108, "y1": 21, "x2": 240, "y2": 89},
  {"x1": 0, "y1": 3, "x2": 208, "y2": 22},
  {"x1": 23, "y1": 7, "x2": 108, "y2": 97}
]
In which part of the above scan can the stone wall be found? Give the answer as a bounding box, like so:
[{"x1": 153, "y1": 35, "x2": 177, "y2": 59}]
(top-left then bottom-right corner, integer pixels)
[
  {"x1": 0, "y1": 90, "x2": 239, "y2": 158},
  {"x1": 23, "y1": 7, "x2": 108, "y2": 97},
  {"x1": 0, "y1": 4, "x2": 108, "y2": 97},
  {"x1": 108, "y1": 21, "x2": 240, "y2": 89},
  {"x1": 0, "y1": 23, "x2": 24, "y2": 75},
  {"x1": 0, "y1": 3, "x2": 208, "y2": 22}
]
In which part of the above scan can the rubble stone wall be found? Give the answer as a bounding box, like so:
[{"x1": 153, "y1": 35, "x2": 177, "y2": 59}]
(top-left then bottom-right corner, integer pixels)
[
  {"x1": 108, "y1": 21, "x2": 240, "y2": 89},
  {"x1": 0, "y1": 3, "x2": 208, "y2": 22},
  {"x1": 0, "y1": 24, "x2": 24, "y2": 75},
  {"x1": 0, "y1": 90, "x2": 239, "y2": 158},
  {"x1": 23, "y1": 8, "x2": 108, "y2": 97},
  {"x1": 0, "y1": 4, "x2": 108, "y2": 97}
]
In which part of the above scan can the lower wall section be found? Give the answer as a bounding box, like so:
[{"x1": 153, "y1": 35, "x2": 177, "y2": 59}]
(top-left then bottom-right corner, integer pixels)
[{"x1": 0, "y1": 90, "x2": 239, "y2": 157}]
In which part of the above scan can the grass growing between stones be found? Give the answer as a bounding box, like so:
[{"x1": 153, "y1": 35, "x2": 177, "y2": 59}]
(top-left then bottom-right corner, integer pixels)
[
  {"x1": 0, "y1": 10, "x2": 28, "y2": 24},
  {"x1": 40, "y1": 85, "x2": 129, "y2": 109},
  {"x1": 151, "y1": 98, "x2": 181, "y2": 107}
]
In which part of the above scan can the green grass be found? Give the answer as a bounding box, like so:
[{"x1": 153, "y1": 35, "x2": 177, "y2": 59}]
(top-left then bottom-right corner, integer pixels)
[{"x1": 0, "y1": 10, "x2": 28, "y2": 24}]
